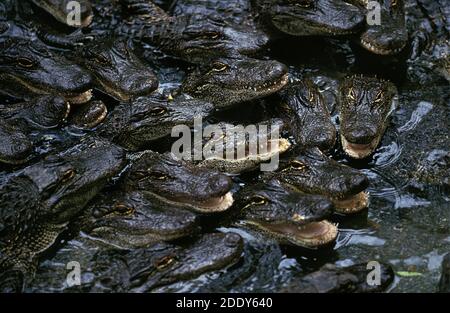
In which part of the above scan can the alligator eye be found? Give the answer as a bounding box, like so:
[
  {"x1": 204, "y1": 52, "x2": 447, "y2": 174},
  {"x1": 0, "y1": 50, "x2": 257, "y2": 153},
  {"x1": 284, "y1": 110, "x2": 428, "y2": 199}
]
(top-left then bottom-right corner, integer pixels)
[
  {"x1": 61, "y1": 169, "x2": 76, "y2": 182},
  {"x1": 94, "y1": 54, "x2": 110, "y2": 65},
  {"x1": 250, "y1": 195, "x2": 268, "y2": 205},
  {"x1": 290, "y1": 160, "x2": 307, "y2": 170},
  {"x1": 201, "y1": 32, "x2": 220, "y2": 39},
  {"x1": 373, "y1": 90, "x2": 384, "y2": 104},
  {"x1": 149, "y1": 106, "x2": 167, "y2": 116},
  {"x1": 17, "y1": 57, "x2": 35, "y2": 69},
  {"x1": 211, "y1": 62, "x2": 229, "y2": 72},
  {"x1": 113, "y1": 203, "x2": 135, "y2": 216},
  {"x1": 308, "y1": 91, "x2": 315, "y2": 103},
  {"x1": 348, "y1": 88, "x2": 356, "y2": 102},
  {"x1": 149, "y1": 171, "x2": 168, "y2": 180},
  {"x1": 391, "y1": 0, "x2": 398, "y2": 7},
  {"x1": 155, "y1": 255, "x2": 176, "y2": 270},
  {"x1": 291, "y1": 0, "x2": 313, "y2": 8}
]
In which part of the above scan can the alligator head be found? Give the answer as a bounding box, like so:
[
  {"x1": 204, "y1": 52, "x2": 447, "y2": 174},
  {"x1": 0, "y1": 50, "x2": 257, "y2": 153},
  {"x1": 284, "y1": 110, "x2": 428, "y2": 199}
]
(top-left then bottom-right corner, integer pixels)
[
  {"x1": 75, "y1": 38, "x2": 158, "y2": 101},
  {"x1": 97, "y1": 95, "x2": 214, "y2": 151},
  {"x1": 236, "y1": 179, "x2": 337, "y2": 248},
  {"x1": 272, "y1": 147, "x2": 370, "y2": 214},
  {"x1": 339, "y1": 75, "x2": 398, "y2": 159},
  {"x1": 182, "y1": 56, "x2": 288, "y2": 108},
  {"x1": 255, "y1": 0, "x2": 365, "y2": 36},
  {"x1": 122, "y1": 151, "x2": 234, "y2": 213},
  {"x1": 0, "y1": 37, "x2": 93, "y2": 103},
  {"x1": 278, "y1": 79, "x2": 336, "y2": 151}
]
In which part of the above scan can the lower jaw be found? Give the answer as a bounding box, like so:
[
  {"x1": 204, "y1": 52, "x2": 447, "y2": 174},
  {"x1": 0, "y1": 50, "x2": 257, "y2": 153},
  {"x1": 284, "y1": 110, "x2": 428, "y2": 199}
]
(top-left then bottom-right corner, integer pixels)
[
  {"x1": 246, "y1": 220, "x2": 338, "y2": 248},
  {"x1": 148, "y1": 191, "x2": 235, "y2": 213},
  {"x1": 65, "y1": 89, "x2": 93, "y2": 105},
  {"x1": 341, "y1": 135, "x2": 379, "y2": 159},
  {"x1": 332, "y1": 191, "x2": 369, "y2": 214},
  {"x1": 360, "y1": 38, "x2": 406, "y2": 55}
]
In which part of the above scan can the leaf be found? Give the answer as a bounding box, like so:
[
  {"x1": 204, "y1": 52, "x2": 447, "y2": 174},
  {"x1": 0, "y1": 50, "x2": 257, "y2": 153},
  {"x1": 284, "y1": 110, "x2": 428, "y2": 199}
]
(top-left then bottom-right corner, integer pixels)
[{"x1": 396, "y1": 271, "x2": 423, "y2": 277}]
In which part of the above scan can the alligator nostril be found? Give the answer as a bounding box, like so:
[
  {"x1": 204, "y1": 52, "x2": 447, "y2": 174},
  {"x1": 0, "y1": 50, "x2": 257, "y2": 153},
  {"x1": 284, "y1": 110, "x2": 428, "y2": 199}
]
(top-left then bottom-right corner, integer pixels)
[
  {"x1": 224, "y1": 233, "x2": 241, "y2": 247},
  {"x1": 350, "y1": 174, "x2": 369, "y2": 190},
  {"x1": 346, "y1": 128, "x2": 377, "y2": 144}
]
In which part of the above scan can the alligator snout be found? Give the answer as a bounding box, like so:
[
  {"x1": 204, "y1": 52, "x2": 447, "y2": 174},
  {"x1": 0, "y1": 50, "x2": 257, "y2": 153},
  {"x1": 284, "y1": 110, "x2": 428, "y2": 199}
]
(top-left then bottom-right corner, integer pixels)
[{"x1": 344, "y1": 126, "x2": 378, "y2": 145}]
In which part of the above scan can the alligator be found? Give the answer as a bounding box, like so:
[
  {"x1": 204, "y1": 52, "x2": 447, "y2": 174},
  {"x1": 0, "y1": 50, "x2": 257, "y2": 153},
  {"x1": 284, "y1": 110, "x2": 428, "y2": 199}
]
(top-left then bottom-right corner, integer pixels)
[
  {"x1": 29, "y1": 0, "x2": 93, "y2": 28},
  {"x1": 0, "y1": 95, "x2": 70, "y2": 129},
  {"x1": 73, "y1": 0, "x2": 268, "y2": 64},
  {"x1": 282, "y1": 262, "x2": 395, "y2": 292},
  {"x1": 122, "y1": 151, "x2": 235, "y2": 213},
  {"x1": 181, "y1": 56, "x2": 289, "y2": 108},
  {"x1": 277, "y1": 78, "x2": 336, "y2": 151},
  {"x1": 173, "y1": 0, "x2": 365, "y2": 37},
  {"x1": 0, "y1": 119, "x2": 32, "y2": 165},
  {"x1": 268, "y1": 147, "x2": 370, "y2": 214},
  {"x1": 25, "y1": 232, "x2": 243, "y2": 292},
  {"x1": 0, "y1": 137, "x2": 126, "y2": 291},
  {"x1": 339, "y1": 75, "x2": 398, "y2": 159},
  {"x1": 69, "y1": 100, "x2": 108, "y2": 129},
  {"x1": 0, "y1": 36, "x2": 93, "y2": 104},
  {"x1": 407, "y1": 0, "x2": 449, "y2": 82},
  {"x1": 96, "y1": 94, "x2": 214, "y2": 151},
  {"x1": 351, "y1": 0, "x2": 408, "y2": 55},
  {"x1": 76, "y1": 190, "x2": 199, "y2": 249},
  {"x1": 191, "y1": 119, "x2": 291, "y2": 174},
  {"x1": 235, "y1": 179, "x2": 338, "y2": 248},
  {"x1": 72, "y1": 38, "x2": 159, "y2": 102},
  {"x1": 0, "y1": 96, "x2": 70, "y2": 164}
]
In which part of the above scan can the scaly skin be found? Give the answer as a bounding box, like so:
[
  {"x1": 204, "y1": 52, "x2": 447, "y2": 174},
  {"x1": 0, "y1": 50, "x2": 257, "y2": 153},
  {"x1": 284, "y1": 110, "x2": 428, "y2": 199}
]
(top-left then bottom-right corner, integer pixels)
[
  {"x1": 26, "y1": 232, "x2": 243, "y2": 292},
  {"x1": 407, "y1": 0, "x2": 449, "y2": 82},
  {"x1": 269, "y1": 147, "x2": 370, "y2": 214},
  {"x1": 253, "y1": 0, "x2": 365, "y2": 36},
  {"x1": 339, "y1": 75, "x2": 398, "y2": 159},
  {"x1": 0, "y1": 37, "x2": 93, "y2": 103},
  {"x1": 351, "y1": 0, "x2": 408, "y2": 55},
  {"x1": 278, "y1": 78, "x2": 336, "y2": 151},
  {"x1": 69, "y1": 100, "x2": 107, "y2": 129},
  {"x1": 193, "y1": 119, "x2": 291, "y2": 174},
  {"x1": 282, "y1": 262, "x2": 395, "y2": 293},
  {"x1": 0, "y1": 95, "x2": 70, "y2": 129},
  {"x1": 122, "y1": 151, "x2": 234, "y2": 213},
  {"x1": 0, "y1": 137, "x2": 126, "y2": 291},
  {"x1": 76, "y1": 190, "x2": 199, "y2": 249},
  {"x1": 182, "y1": 56, "x2": 289, "y2": 108},
  {"x1": 87, "y1": 0, "x2": 267, "y2": 64},
  {"x1": 72, "y1": 38, "x2": 159, "y2": 102},
  {"x1": 29, "y1": 0, "x2": 93, "y2": 27},
  {"x1": 0, "y1": 120, "x2": 32, "y2": 165},
  {"x1": 235, "y1": 179, "x2": 338, "y2": 248},
  {"x1": 97, "y1": 94, "x2": 214, "y2": 151}
]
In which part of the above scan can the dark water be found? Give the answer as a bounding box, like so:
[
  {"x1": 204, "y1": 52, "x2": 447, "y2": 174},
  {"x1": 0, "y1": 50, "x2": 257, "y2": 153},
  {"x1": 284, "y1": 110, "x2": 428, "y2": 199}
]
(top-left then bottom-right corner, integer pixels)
[{"x1": 4, "y1": 1, "x2": 449, "y2": 293}]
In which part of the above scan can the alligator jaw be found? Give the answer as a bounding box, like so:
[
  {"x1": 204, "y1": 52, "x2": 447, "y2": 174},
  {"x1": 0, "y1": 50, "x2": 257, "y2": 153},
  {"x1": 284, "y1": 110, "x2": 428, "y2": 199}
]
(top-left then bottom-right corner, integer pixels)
[
  {"x1": 341, "y1": 134, "x2": 381, "y2": 159},
  {"x1": 332, "y1": 191, "x2": 369, "y2": 214}
]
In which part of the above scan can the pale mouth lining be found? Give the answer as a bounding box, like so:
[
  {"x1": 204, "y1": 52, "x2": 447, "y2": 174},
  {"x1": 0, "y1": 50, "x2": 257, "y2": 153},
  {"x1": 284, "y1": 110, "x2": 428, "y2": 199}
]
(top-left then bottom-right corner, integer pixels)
[
  {"x1": 204, "y1": 138, "x2": 291, "y2": 163},
  {"x1": 244, "y1": 73, "x2": 289, "y2": 93},
  {"x1": 248, "y1": 220, "x2": 338, "y2": 248},
  {"x1": 360, "y1": 38, "x2": 406, "y2": 55},
  {"x1": 332, "y1": 191, "x2": 369, "y2": 214},
  {"x1": 66, "y1": 89, "x2": 93, "y2": 105},
  {"x1": 148, "y1": 191, "x2": 234, "y2": 213},
  {"x1": 341, "y1": 135, "x2": 380, "y2": 159}
]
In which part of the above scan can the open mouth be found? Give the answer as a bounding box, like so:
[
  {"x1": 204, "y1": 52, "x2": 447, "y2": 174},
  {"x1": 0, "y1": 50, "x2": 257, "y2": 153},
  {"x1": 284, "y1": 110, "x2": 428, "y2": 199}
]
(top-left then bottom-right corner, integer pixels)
[
  {"x1": 205, "y1": 138, "x2": 291, "y2": 162},
  {"x1": 360, "y1": 38, "x2": 406, "y2": 55},
  {"x1": 241, "y1": 73, "x2": 289, "y2": 94},
  {"x1": 341, "y1": 135, "x2": 380, "y2": 159},
  {"x1": 332, "y1": 191, "x2": 369, "y2": 214},
  {"x1": 148, "y1": 191, "x2": 234, "y2": 213},
  {"x1": 247, "y1": 220, "x2": 338, "y2": 248},
  {"x1": 66, "y1": 89, "x2": 93, "y2": 105}
]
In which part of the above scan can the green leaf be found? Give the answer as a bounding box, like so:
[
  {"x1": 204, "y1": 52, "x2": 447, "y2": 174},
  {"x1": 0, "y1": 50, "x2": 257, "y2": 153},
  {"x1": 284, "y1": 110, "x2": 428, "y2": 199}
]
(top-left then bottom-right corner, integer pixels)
[{"x1": 396, "y1": 271, "x2": 423, "y2": 277}]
